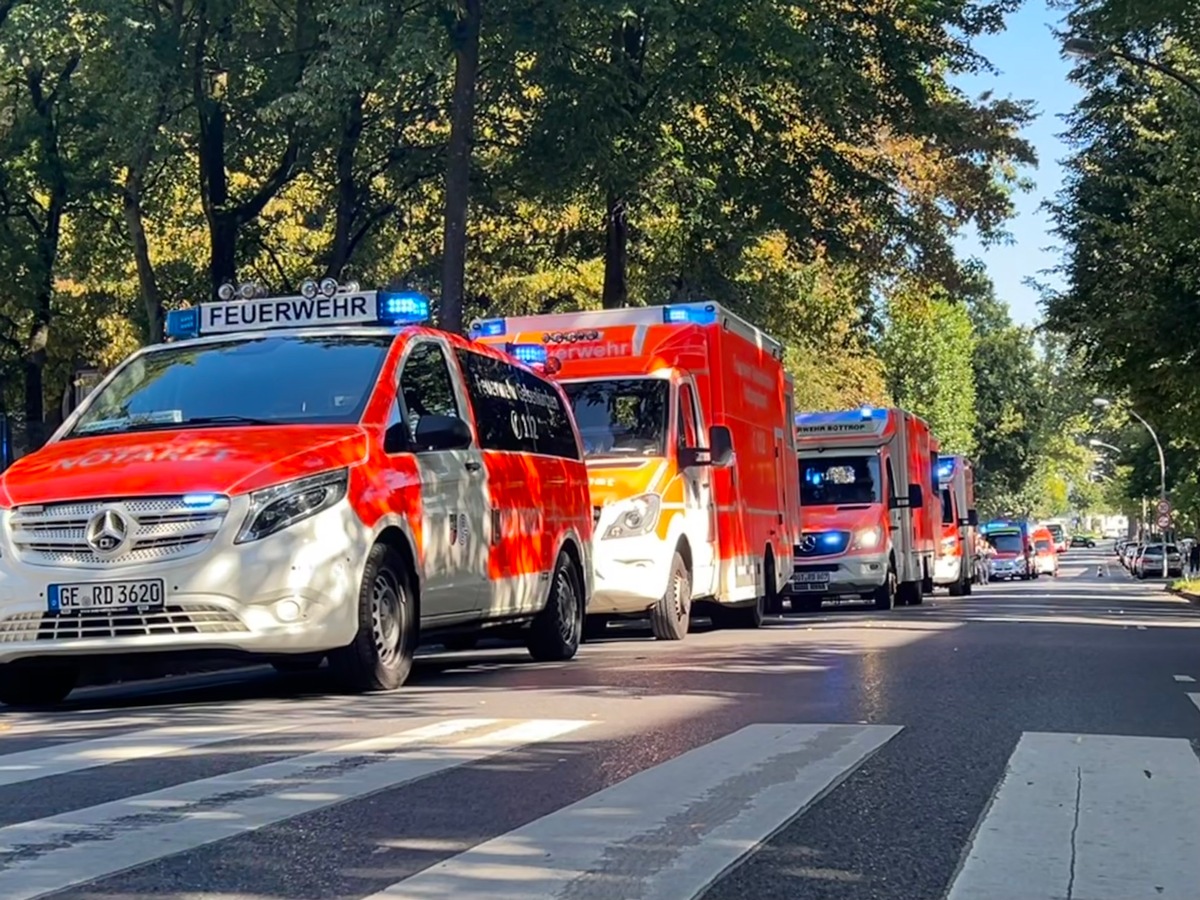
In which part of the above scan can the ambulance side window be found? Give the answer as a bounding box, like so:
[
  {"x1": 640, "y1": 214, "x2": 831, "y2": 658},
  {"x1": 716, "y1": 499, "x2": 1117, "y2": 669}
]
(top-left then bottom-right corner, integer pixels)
[
  {"x1": 395, "y1": 341, "x2": 462, "y2": 448},
  {"x1": 512, "y1": 367, "x2": 582, "y2": 461},
  {"x1": 454, "y1": 349, "x2": 528, "y2": 453},
  {"x1": 677, "y1": 384, "x2": 699, "y2": 448},
  {"x1": 884, "y1": 457, "x2": 896, "y2": 504}
]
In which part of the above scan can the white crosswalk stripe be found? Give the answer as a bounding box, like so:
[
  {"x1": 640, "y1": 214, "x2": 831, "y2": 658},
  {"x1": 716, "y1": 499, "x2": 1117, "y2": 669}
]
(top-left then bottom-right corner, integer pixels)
[
  {"x1": 0, "y1": 717, "x2": 590, "y2": 900},
  {"x1": 946, "y1": 732, "x2": 1200, "y2": 900},
  {"x1": 0, "y1": 716, "x2": 1196, "y2": 900},
  {"x1": 366, "y1": 722, "x2": 902, "y2": 900}
]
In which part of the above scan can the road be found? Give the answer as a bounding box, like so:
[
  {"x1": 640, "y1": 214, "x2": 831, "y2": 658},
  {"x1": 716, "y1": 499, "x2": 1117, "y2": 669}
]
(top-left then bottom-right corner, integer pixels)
[{"x1": 2, "y1": 542, "x2": 1199, "y2": 900}]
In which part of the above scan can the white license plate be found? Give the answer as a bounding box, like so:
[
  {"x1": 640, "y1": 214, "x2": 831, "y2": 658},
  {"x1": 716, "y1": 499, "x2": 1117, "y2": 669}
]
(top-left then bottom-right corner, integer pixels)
[
  {"x1": 793, "y1": 572, "x2": 831, "y2": 583},
  {"x1": 48, "y1": 579, "x2": 166, "y2": 614}
]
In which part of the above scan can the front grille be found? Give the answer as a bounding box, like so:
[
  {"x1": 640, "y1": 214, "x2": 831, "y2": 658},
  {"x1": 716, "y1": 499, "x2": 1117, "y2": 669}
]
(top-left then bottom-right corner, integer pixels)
[
  {"x1": 9, "y1": 496, "x2": 230, "y2": 568},
  {"x1": 0, "y1": 604, "x2": 248, "y2": 643},
  {"x1": 793, "y1": 563, "x2": 839, "y2": 574},
  {"x1": 795, "y1": 531, "x2": 851, "y2": 558}
]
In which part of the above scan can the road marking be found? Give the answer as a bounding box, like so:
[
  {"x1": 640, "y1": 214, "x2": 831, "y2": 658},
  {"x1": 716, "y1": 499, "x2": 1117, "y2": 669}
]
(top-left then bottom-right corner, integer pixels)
[
  {"x1": 1189, "y1": 694, "x2": 1200, "y2": 716},
  {"x1": 0, "y1": 721, "x2": 306, "y2": 788},
  {"x1": 1173, "y1": 675, "x2": 1195, "y2": 682},
  {"x1": 0, "y1": 717, "x2": 591, "y2": 900},
  {"x1": 945, "y1": 732, "x2": 1200, "y2": 900},
  {"x1": 367, "y1": 722, "x2": 902, "y2": 900}
]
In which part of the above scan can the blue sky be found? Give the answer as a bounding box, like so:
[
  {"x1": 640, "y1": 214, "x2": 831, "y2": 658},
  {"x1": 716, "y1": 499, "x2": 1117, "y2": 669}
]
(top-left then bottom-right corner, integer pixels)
[{"x1": 951, "y1": 0, "x2": 1084, "y2": 325}]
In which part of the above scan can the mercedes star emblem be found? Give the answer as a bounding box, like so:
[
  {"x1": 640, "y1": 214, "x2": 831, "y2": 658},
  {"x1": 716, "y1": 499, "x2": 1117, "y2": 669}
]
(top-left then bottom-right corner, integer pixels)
[
  {"x1": 800, "y1": 534, "x2": 817, "y2": 553},
  {"x1": 85, "y1": 508, "x2": 131, "y2": 556}
]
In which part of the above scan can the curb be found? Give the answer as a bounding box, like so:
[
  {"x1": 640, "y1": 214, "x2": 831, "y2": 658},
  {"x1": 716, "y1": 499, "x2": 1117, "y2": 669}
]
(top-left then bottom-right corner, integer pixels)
[{"x1": 1166, "y1": 586, "x2": 1200, "y2": 606}]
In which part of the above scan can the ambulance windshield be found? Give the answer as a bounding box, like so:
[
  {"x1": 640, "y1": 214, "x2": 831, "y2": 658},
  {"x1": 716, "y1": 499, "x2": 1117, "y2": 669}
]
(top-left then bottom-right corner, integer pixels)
[
  {"x1": 799, "y1": 454, "x2": 882, "y2": 505},
  {"x1": 562, "y1": 379, "x2": 668, "y2": 459},
  {"x1": 67, "y1": 334, "x2": 392, "y2": 437}
]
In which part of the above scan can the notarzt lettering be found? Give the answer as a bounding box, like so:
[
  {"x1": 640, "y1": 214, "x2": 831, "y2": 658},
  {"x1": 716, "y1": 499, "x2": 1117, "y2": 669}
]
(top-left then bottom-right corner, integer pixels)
[{"x1": 52, "y1": 446, "x2": 234, "y2": 470}]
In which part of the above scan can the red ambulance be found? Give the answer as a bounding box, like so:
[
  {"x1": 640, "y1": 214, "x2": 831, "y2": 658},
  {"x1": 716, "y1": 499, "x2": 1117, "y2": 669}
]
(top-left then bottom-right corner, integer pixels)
[
  {"x1": 471, "y1": 302, "x2": 801, "y2": 639},
  {"x1": 0, "y1": 282, "x2": 593, "y2": 706},
  {"x1": 791, "y1": 407, "x2": 939, "y2": 610},
  {"x1": 933, "y1": 454, "x2": 979, "y2": 595}
]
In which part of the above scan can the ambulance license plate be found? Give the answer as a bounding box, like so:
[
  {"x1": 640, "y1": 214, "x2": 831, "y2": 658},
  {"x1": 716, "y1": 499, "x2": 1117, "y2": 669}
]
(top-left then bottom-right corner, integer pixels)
[
  {"x1": 792, "y1": 572, "x2": 830, "y2": 590},
  {"x1": 48, "y1": 579, "x2": 166, "y2": 614}
]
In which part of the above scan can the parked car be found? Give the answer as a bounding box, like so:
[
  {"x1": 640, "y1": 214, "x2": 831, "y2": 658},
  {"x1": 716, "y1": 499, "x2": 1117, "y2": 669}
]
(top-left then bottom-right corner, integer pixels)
[
  {"x1": 1135, "y1": 543, "x2": 1183, "y2": 579},
  {"x1": 1069, "y1": 533, "x2": 1097, "y2": 548},
  {"x1": 1122, "y1": 543, "x2": 1140, "y2": 569}
]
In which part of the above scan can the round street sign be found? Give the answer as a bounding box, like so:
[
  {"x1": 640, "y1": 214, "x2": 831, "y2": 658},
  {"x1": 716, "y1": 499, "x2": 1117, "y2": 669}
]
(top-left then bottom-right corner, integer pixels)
[
  {"x1": 1157, "y1": 498, "x2": 1172, "y2": 516},
  {"x1": 1157, "y1": 513, "x2": 1171, "y2": 529}
]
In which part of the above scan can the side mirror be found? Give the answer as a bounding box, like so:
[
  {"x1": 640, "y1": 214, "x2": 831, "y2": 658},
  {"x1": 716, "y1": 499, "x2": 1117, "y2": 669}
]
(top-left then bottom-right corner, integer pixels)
[
  {"x1": 0, "y1": 413, "x2": 12, "y2": 473},
  {"x1": 967, "y1": 509, "x2": 979, "y2": 527},
  {"x1": 413, "y1": 414, "x2": 473, "y2": 452},
  {"x1": 908, "y1": 483, "x2": 924, "y2": 509},
  {"x1": 708, "y1": 425, "x2": 734, "y2": 468},
  {"x1": 383, "y1": 421, "x2": 409, "y2": 455}
]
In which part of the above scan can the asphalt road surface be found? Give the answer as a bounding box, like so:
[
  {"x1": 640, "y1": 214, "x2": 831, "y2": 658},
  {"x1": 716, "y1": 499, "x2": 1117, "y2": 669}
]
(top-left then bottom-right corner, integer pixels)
[{"x1": 3, "y1": 541, "x2": 1200, "y2": 900}]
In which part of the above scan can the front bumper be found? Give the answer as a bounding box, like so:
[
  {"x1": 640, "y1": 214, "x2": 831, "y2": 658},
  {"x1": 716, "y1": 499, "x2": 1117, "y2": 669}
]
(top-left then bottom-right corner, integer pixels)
[
  {"x1": 988, "y1": 558, "x2": 1028, "y2": 579},
  {"x1": 790, "y1": 551, "x2": 888, "y2": 598},
  {"x1": 588, "y1": 532, "x2": 673, "y2": 615},
  {"x1": 0, "y1": 497, "x2": 365, "y2": 665}
]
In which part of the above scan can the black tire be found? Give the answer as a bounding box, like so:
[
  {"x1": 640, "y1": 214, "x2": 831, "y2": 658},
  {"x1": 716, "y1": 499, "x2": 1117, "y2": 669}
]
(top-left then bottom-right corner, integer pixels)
[
  {"x1": 0, "y1": 663, "x2": 79, "y2": 707},
  {"x1": 328, "y1": 542, "x2": 417, "y2": 692},
  {"x1": 949, "y1": 575, "x2": 965, "y2": 597},
  {"x1": 763, "y1": 555, "x2": 785, "y2": 615},
  {"x1": 963, "y1": 574, "x2": 973, "y2": 595},
  {"x1": 873, "y1": 563, "x2": 897, "y2": 610},
  {"x1": 651, "y1": 552, "x2": 691, "y2": 640},
  {"x1": 719, "y1": 591, "x2": 765, "y2": 629},
  {"x1": 899, "y1": 579, "x2": 923, "y2": 606},
  {"x1": 441, "y1": 635, "x2": 480, "y2": 652},
  {"x1": 527, "y1": 550, "x2": 585, "y2": 661},
  {"x1": 271, "y1": 655, "x2": 325, "y2": 673}
]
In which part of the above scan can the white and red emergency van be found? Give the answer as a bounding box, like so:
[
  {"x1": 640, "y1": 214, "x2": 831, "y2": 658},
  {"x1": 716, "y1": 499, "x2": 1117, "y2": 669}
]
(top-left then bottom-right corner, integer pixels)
[
  {"x1": 470, "y1": 302, "x2": 801, "y2": 639},
  {"x1": 791, "y1": 407, "x2": 939, "y2": 610},
  {"x1": 0, "y1": 281, "x2": 593, "y2": 706},
  {"x1": 932, "y1": 454, "x2": 979, "y2": 595}
]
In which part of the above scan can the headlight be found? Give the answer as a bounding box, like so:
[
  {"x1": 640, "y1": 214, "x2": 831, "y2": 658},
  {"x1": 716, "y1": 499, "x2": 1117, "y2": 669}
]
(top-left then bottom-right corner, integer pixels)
[
  {"x1": 602, "y1": 493, "x2": 661, "y2": 540},
  {"x1": 236, "y1": 469, "x2": 349, "y2": 544},
  {"x1": 852, "y1": 527, "x2": 881, "y2": 550}
]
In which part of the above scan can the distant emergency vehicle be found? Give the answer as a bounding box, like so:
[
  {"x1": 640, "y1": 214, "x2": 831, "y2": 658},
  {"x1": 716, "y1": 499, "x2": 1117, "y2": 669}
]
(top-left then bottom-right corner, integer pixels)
[
  {"x1": 981, "y1": 519, "x2": 1036, "y2": 580},
  {"x1": 0, "y1": 280, "x2": 593, "y2": 707},
  {"x1": 932, "y1": 455, "x2": 979, "y2": 595},
  {"x1": 471, "y1": 302, "x2": 800, "y2": 639},
  {"x1": 792, "y1": 407, "x2": 939, "y2": 610}
]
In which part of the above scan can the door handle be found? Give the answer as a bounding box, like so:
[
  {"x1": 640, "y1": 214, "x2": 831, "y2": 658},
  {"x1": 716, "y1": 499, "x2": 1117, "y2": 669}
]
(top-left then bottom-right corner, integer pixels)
[{"x1": 464, "y1": 459, "x2": 482, "y2": 473}]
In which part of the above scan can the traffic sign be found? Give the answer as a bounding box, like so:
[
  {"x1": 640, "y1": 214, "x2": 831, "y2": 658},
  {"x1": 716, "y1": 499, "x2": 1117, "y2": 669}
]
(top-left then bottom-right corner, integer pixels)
[
  {"x1": 1157, "y1": 513, "x2": 1171, "y2": 530},
  {"x1": 1156, "y1": 498, "x2": 1171, "y2": 516}
]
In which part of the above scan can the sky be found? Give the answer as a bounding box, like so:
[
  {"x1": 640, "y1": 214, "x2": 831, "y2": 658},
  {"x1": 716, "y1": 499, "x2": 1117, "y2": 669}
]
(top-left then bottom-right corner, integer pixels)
[{"x1": 950, "y1": 0, "x2": 1085, "y2": 325}]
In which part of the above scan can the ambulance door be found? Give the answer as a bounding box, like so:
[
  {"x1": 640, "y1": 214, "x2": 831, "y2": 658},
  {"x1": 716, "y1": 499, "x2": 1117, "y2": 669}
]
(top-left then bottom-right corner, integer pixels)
[
  {"x1": 391, "y1": 339, "x2": 489, "y2": 620},
  {"x1": 678, "y1": 379, "x2": 718, "y2": 596}
]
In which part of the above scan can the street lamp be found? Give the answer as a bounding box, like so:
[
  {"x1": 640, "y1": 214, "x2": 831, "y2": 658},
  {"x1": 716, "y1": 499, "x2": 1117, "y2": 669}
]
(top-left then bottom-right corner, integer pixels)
[
  {"x1": 1064, "y1": 36, "x2": 1200, "y2": 100},
  {"x1": 1088, "y1": 438, "x2": 1122, "y2": 454},
  {"x1": 1093, "y1": 397, "x2": 1169, "y2": 576}
]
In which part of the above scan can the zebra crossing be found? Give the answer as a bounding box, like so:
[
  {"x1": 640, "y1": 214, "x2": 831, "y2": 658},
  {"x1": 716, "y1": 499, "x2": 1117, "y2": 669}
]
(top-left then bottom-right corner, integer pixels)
[{"x1": 0, "y1": 709, "x2": 1197, "y2": 899}]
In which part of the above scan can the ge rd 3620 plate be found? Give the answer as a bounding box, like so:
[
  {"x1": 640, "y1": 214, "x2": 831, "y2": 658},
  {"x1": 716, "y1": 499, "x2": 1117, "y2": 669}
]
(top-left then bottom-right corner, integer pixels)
[{"x1": 48, "y1": 579, "x2": 166, "y2": 614}]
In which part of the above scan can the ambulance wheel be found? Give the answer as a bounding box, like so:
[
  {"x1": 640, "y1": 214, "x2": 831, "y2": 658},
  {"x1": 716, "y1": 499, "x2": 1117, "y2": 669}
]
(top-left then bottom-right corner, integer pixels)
[
  {"x1": 527, "y1": 550, "x2": 584, "y2": 661},
  {"x1": 328, "y1": 543, "x2": 416, "y2": 693},
  {"x1": 651, "y1": 552, "x2": 692, "y2": 640},
  {"x1": 873, "y1": 565, "x2": 897, "y2": 610},
  {"x1": 762, "y1": 554, "x2": 785, "y2": 615},
  {"x1": 0, "y1": 663, "x2": 78, "y2": 707},
  {"x1": 963, "y1": 575, "x2": 973, "y2": 595},
  {"x1": 898, "y1": 580, "x2": 923, "y2": 606},
  {"x1": 718, "y1": 592, "x2": 765, "y2": 630},
  {"x1": 948, "y1": 577, "x2": 965, "y2": 597}
]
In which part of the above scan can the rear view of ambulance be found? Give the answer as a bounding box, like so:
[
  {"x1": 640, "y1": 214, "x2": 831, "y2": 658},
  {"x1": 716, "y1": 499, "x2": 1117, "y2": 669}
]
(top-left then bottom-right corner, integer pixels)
[
  {"x1": 471, "y1": 302, "x2": 800, "y2": 639},
  {"x1": 792, "y1": 407, "x2": 939, "y2": 610},
  {"x1": 932, "y1": 454, "x2": 979, "y2": 595},
  {"x1": 0, "y1": 282, "x2": 593, "y2": 706}
]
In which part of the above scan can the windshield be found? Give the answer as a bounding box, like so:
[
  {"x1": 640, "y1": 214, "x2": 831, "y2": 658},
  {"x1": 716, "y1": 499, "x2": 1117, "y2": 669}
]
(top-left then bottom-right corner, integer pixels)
[
  {"x1": 1046, "y1": 525, "x2": 1064, "y2": 539},
  {"x1": 1035, "y1": 539, "x2": 1052, "y2": 552},
  {"x1": 941, "y1": 488, "x2": 955, "y2": 524},
  {"x1": 799, "y1": 454, "x2": 882, "y2": 505},
  {"x1": 562, "y1": 379, "x2": 669, "y2": 459},
  {"x1": 987, "y1": 532, "x2": 1024, "y2": 554},
  {"x1": 67, "y1": 334, "x2": 392, "y2": 438}
]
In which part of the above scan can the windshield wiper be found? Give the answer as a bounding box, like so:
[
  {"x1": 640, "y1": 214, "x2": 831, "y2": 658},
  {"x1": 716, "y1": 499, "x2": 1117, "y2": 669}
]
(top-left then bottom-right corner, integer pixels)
[{"x1": 175, "y1": 415, "x2": 275, "y2": 427}]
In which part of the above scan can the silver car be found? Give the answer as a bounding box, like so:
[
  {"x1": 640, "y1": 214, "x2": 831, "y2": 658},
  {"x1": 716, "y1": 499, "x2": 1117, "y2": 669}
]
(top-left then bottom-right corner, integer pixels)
[{"x1": 1135, "y1": 544, "x2": 1182, "y2": 579}]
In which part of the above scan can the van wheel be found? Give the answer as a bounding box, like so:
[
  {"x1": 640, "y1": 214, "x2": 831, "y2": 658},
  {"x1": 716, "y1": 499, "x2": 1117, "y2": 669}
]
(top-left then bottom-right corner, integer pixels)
[
  {"x1": 948, "y1": 576, "x2": 965, "y2": 597},
  {"x1": 652, "y1": 552, "x2": 692, "y2": 640},
  {"x1": 873, "y1": 564, "x2": 897, "y2": 610},
  {"x1": 762, "y1": 554, "x2": 784, "y2": 615},
  {"x1": 527, "y1": 551, "x2": 584, "y2": 661},
  {"x1": 0, "y1": 663, "x2": 78, "y2": 707},
  {"x1": 328, "y1": 543, "x2": 417, "y2": 692}
]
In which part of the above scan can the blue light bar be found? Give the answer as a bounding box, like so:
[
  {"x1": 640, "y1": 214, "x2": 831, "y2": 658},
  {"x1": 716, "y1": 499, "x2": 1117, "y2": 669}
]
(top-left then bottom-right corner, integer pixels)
[
  {"x1": 507, "y1": 343, "x2": 548, "y2": 366},
  {"x1": 663, "y1": 304, "x2": 718, "y2": 325},
  {"x1": 377, "y1": 291, "x2": 430, "y2": 324},
  {"x1": 860, "y1": 405, "x2": 873, "y2": 419},
  {"x1": 820, "y1": 532, "x2": 841, "y2": 546},
  {"x1": 937, "y1": 458, "x2": 955, "y2": 479},
  {"x1": 472, "y1": 318, "x2": 506, "y2": 337},
  {"x1": 165, "y1": 308, "x2": 200, "y2": 340}
]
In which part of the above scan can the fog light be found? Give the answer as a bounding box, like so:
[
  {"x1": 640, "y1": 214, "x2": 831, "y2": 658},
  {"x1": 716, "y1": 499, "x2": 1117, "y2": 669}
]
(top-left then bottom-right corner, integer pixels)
[{"x1": 276, "y1": 599, "x2": 302, "y2": 622}]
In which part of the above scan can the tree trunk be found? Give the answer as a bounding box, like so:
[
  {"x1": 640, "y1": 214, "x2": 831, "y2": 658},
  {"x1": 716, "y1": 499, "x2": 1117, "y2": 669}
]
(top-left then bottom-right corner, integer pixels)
[
  {"x1": 123, "y1": 171, "x2": 164, "y2": 341},
  {"x1": 325, "y1": 94, "x2": 365, "y2": 279},
  {"x1": 439, "y1": 0, "x2": 481, "y2": 335},
  {"x1": 601, "y1": 192, "x2": 628, "y2": 309}
]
